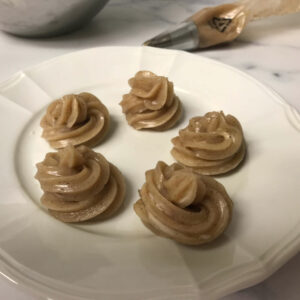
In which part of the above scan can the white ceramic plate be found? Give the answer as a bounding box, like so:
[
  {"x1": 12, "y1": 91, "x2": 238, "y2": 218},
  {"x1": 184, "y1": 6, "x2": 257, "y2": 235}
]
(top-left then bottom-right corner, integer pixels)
[{"x1": 0, "y1": 46, "x2": 299, "y2": 300}]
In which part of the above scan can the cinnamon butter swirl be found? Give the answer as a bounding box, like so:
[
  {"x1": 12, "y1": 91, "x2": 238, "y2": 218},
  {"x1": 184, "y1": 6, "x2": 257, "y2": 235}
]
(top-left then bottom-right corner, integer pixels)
[
  {"x1": 134, "y1": 161, "x2": 233, "y2": 245},
  {"x1": 171, "y1": 111, "x2": 246, "y2": 175},
  {"x1": 41, "y1": 92, "x2": 110, "y2": 148},
  {"x1": 35, "y1": 145, "x2": 125, "y2": 223},
  {"x1": 119, "y1": 71, "x2": 182, "y2": 130}
]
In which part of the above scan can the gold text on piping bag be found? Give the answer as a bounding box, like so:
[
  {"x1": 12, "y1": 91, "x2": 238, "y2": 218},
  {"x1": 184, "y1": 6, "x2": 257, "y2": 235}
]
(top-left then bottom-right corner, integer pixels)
[{"x1": 189, "y1": 3, "x2": 247, "y2": 48}]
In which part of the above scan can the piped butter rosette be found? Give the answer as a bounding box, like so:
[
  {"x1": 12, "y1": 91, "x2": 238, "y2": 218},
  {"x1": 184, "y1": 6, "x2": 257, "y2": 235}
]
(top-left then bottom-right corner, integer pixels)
[
  {"x1": 134, "y1": 161, "x2": 233, "y2": 245},
  {"x1": 171, "y1": 111, "x2": 246, "y2": 175},
  {"x1": 119, "y1": 71, "x2": 182, "y2": 130},
  {"x1": 35, "y1": 145, "x2": 125, "y2": 223},
  {"x1": 41, "y1": 92, "x2": 110, "y2": 148}
]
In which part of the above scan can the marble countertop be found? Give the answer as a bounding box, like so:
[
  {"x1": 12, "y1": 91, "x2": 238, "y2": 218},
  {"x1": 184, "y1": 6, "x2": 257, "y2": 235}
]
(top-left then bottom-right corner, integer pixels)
[{"x1": 0, "y1": 0, "x2": 299, "y2": 299}]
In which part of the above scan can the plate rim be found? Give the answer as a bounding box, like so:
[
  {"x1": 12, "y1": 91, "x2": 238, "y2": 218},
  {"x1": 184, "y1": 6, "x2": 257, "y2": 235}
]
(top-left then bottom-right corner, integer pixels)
[{"x1": 0, "y1": 45, "x2": 299, "y2": 300}]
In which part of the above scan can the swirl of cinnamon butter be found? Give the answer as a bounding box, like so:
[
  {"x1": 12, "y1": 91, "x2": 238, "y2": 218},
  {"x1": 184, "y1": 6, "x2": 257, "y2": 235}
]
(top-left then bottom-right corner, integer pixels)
[
  {"x1": 35, "y1": 145, "x2": 125, "y2": 223},
  {"x1": 119, "y1": 71, "x2": 182, "y2": 130},
  {"x1": 40, "y1": 92, "x2": 110, "y2": 148},
  {"x1": 171, "y1": 111, "x2": 246, "y2": 175},
  {"x1": 134, "y1": 161, "x2": 233, "y2": 245}
]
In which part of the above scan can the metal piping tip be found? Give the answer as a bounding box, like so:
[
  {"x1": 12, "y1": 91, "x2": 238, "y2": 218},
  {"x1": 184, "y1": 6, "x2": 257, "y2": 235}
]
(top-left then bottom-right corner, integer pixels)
[
  {"x1": 143, "y1": 40, "x2": 151, "y2": 46},
  {"x1": 144, "y1": 32, "x2": 173, "y2": 48},
  {"x1": 143, "y1": 21, "x2": 199, "y2": 51}
]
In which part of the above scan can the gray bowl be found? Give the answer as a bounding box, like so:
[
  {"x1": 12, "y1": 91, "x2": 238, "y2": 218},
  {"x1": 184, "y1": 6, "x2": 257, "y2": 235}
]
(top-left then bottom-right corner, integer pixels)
[{"x1": 0, "y1": 0, "x2": 109, "y2": 38}]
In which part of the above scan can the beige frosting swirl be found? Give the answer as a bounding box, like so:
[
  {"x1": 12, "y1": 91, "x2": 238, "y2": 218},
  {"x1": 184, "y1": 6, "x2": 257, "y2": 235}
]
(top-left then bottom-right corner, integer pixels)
[
  {"x1": 41, "y1": 92, "x2": 110, "y2": 149},
  {"x1": 119, "y1": 71, "x2": 182, "y2": 130},
  {"x1": 35, "y1": 145, "x2": 125, "y2": 223},
  {"x1": 134, "y1": 161, "x2": 233, "y2": 245},
  {"x1": 171, "y1": 111, "x2": 246, "y2": 175}
]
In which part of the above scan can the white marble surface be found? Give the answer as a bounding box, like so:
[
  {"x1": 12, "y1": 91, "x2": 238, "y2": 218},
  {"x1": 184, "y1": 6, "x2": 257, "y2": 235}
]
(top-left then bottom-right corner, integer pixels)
[{"x1": 0, "y1": 0, "x2": 299, "y2": 299}]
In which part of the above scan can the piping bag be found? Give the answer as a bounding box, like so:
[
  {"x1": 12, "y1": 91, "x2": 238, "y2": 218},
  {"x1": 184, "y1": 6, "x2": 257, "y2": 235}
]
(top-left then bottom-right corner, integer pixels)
[{"x1": 144, "y1": 0, "x2": 300, "y2": 50}]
